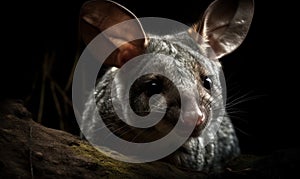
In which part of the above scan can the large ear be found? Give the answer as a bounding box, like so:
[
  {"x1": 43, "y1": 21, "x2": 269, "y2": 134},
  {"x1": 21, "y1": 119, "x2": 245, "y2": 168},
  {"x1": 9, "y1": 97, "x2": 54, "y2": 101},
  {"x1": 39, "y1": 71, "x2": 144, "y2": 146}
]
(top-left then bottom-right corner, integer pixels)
[
  {"x1": 190, "y1": 0, "x2": 254, "y2": 59},
  {"x1": 79, "y1": 0, "x2": 148, "y2": 67}
]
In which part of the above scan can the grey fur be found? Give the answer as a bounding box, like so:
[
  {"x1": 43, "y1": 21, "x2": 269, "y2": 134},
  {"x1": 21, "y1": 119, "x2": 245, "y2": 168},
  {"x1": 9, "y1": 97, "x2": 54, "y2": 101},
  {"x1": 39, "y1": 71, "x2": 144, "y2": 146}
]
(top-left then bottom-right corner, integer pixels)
[{"x1": 82, "y1": 31, "x2": 240, "y2": 172}]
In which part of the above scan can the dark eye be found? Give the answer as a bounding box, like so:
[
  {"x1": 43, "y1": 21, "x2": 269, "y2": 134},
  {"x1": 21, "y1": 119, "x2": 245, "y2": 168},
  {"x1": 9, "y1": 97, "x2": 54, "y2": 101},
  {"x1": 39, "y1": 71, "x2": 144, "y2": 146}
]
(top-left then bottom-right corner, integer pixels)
[
  {"x1": 202, "y1": 76, "x2": 212, "y2": 91},
  {"x1": 145, "y1": 80, "x2": 163, "y2": 97}
]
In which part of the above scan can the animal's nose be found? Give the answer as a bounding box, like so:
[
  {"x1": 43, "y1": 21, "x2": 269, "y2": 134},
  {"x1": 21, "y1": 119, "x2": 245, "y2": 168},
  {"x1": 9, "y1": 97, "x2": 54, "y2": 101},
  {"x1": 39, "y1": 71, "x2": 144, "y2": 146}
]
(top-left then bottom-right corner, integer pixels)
[
  {"x1": 182, "y1": 106, "x2": 205, "y2": 127},
  {"x1": 195, "y1": 109, "x2": 205, "y2": 126},
  {"x1": 180, "y1": 93, "x2": 206, "y2": 128}
]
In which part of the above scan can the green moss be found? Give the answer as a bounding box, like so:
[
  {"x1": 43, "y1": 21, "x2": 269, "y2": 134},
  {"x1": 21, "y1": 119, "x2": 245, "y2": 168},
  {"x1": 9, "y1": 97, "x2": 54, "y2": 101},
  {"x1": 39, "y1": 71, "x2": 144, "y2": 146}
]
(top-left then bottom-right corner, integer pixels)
[{"x1": 70, "y1": 141, "x2": 139, "y2": 177}]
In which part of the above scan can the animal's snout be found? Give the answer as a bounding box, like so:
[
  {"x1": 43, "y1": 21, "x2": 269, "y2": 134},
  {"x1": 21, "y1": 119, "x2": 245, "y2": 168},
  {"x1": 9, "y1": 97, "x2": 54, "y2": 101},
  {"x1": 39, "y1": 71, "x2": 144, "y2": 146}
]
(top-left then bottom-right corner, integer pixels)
[{"x1": 180, "y1": 94, "x2": 206, "y2": 128}]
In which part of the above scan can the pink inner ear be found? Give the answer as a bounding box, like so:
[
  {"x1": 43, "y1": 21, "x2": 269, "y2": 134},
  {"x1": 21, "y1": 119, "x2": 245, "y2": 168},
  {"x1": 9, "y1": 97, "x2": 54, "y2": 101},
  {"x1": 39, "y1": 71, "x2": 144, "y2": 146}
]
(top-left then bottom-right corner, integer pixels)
[{"x1": 116, "y1": 42, "x2": 145, "y2": 67}]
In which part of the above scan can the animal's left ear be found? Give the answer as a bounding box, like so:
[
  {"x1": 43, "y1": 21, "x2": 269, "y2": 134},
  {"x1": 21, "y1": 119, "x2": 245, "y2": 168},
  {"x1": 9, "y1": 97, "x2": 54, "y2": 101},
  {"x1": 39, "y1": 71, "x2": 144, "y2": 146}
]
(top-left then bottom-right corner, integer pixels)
[
  {"x1": 189, "y1": 0, "x2": 254, "y2": 59},
  {"x1": 79, "y1": 0, "x2": 148, "y2": 68}
]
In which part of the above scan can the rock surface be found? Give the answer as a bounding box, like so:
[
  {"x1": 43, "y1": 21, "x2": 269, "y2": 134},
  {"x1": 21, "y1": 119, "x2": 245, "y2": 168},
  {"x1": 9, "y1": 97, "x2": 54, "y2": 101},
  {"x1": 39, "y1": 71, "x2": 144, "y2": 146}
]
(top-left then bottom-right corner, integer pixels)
[{"x1": 0, "y1": 100, "x2": 299, "y2": 178}]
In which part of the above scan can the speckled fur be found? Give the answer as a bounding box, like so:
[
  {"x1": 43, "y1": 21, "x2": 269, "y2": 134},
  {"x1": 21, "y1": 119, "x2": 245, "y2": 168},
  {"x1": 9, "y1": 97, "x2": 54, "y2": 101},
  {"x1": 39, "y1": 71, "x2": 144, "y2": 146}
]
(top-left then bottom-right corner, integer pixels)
[{"x1": 82, "y1": 31, "x2": 240, "y2": 172}]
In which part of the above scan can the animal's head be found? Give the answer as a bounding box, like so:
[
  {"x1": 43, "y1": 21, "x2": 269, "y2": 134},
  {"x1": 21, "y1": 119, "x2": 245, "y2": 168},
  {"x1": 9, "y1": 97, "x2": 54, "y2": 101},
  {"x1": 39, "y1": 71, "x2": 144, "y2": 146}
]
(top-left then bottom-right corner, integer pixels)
[{"x1": 79, "y1": 0, "x2": 254, "y2": 141}]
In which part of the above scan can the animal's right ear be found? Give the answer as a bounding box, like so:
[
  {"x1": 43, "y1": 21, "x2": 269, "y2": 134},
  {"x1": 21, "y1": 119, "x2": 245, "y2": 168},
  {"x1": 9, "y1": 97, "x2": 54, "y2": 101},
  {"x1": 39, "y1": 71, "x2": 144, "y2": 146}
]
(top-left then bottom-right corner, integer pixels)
[
  {"x1": 189, "y1": 0, "x2": 254, "y2": 59},
  {"x1": 79, "y1": 0, "x2": 148, "y2": 67}
]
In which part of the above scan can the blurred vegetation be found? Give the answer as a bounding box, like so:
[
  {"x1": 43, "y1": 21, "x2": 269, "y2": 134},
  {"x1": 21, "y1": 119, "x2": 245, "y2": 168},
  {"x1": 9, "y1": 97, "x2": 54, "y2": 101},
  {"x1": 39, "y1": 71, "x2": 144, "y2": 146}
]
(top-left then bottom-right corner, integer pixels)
[{"x1": 23, "y1": 50, "x2": 80, "y2": 135}]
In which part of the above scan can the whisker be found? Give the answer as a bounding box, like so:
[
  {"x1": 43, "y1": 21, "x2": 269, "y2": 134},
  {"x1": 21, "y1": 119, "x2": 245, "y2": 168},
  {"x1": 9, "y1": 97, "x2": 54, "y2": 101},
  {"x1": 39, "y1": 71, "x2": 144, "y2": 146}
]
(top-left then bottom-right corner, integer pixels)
[
  {"x1": 234, "y1": 126, "x2": 251, "y2": 137},
  {"x1": 93, "y1": 120, "x2": 123, "y2": 132},
  {"x1": 102, "y1": 124, "x2": 131, "y2": 142},
  {"x1": 115, "y1": 127, "x2": 134, "y2": 139},
  {"x1": 130, "y1": 129, "x2": 145, "y2": 143},
  {"x1": 227, "y1": 96, "x2": 259, "y2": 108}
]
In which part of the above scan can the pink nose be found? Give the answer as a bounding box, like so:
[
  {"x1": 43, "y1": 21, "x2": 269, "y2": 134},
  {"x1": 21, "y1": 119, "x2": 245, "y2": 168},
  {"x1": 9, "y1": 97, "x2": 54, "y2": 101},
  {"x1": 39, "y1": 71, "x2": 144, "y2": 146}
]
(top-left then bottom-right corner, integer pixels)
[
  {"x1": 180, "y1": 93, "x2": 206, "y2": 128},
  {"x1": 196, "y1": 112, "x2": 205, "y2": 126},
  {"x1": 183, "y1": 109, "x2": 205, "y2": 128}
]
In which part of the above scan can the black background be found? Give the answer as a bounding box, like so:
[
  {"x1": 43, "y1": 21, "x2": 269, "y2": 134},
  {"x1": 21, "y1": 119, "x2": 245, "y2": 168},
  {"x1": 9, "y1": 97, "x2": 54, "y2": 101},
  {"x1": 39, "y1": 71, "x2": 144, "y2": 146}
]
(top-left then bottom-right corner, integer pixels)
[{"x1": 1, "y1": 0, "x2": 299, "y2": 155}]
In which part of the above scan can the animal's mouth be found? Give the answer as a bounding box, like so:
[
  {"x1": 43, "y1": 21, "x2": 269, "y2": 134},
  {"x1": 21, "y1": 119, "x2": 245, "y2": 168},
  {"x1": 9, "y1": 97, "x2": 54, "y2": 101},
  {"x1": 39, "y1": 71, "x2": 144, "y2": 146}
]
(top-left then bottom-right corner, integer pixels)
[
  {"x1": 190, "y1": 123, "x2": 205, "y2": 137},
  {"x1": 174, "y1": 117, "x2": 209, "y2": 138},
  {"x1": 180, "y1": 107, "x2": 210, "y2": 138}
]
